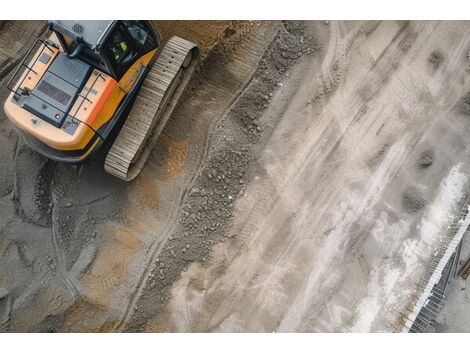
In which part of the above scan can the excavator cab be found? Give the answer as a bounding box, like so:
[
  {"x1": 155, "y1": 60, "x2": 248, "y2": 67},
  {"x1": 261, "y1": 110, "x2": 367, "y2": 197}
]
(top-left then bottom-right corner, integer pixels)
[
  {"x1": 4, "y1": 20, "x2": 198, "y2": 181},
  {"x1": 50, "y1": 20, "x2": 160, "y2": 79}
]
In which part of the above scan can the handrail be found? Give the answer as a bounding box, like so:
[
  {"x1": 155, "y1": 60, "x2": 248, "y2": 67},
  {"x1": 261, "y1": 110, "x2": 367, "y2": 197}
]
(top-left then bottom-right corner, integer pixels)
[
  {"x1": 69, "y1": 72, "x2": 105, "y2": 129},
  {"x1": 6, "y1": 38, "x2": 55, "y2": 94}
]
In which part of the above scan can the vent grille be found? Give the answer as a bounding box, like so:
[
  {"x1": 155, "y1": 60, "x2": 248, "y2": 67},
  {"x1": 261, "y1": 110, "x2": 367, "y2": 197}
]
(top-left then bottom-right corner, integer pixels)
[
  {"x1": 37, "y1": 80, "x2": 71, "y2": 106},
  {"x1": 72, "y1": 23, "x2": 84, "y2": 34}
]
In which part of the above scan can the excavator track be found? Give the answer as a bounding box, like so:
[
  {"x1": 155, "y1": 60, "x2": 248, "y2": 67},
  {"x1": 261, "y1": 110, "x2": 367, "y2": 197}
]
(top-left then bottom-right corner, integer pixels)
[{"x1": 104, "y1": 36, "x2": 199, "y2": 181}]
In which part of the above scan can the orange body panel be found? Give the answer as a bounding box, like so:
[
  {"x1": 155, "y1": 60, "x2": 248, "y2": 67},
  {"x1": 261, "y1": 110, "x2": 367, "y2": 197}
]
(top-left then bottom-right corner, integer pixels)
[{"x1": 89, "y1": 48, "x2": 157, "y2": 133}]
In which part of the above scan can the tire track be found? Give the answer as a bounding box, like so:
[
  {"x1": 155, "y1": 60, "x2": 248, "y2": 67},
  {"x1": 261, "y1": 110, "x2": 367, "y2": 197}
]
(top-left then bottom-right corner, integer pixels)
[{"x1": 50, "y1": 193, "x2": 80, "y2": 297}]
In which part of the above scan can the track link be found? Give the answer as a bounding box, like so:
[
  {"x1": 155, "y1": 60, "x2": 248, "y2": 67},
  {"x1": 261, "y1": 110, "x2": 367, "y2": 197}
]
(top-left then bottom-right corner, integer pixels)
[{"x1": 104, "y1": 36, "x2": 199, "y2": 181}]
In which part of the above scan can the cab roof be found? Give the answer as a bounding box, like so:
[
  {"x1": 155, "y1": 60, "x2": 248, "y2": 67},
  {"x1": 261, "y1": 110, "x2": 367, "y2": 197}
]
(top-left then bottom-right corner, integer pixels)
[{"x1": 49, "y1": 20, "x2": 116, "y2": 49}]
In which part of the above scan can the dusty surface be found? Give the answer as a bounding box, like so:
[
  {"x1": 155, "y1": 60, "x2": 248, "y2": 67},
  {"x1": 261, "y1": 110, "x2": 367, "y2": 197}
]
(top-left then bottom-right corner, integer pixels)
[{"x1": 1, "y1": 20, "x2": 470, "y2": 332}]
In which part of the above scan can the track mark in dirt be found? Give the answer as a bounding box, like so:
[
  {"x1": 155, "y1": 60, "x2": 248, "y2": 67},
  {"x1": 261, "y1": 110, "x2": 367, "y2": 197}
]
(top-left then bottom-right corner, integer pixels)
[
  {"x1": 80, "y1": 224, "x2": 140, "y2": 308},
  {"x1": 50, "y1": 194, "x2": 80, "y2": 297},
  {"x1": 12, "y1": 142, "x2": 52, "y2": 227},
  {"x1": 0, "y1": 22, "x2": 47, "y2": 82}
]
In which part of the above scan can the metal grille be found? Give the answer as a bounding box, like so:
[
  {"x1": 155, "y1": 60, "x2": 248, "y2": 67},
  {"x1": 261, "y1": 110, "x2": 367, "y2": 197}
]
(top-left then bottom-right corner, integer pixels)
[
  {"x1": 37, "y1": 80, "x2": 71, "y2": 106},
  {"x1": 72, "y1": 23, "x2": 84, "y2": 34}
]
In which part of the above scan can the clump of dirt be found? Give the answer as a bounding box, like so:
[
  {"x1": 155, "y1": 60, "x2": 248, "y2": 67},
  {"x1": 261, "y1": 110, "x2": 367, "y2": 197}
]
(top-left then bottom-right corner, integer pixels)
[
  {"x1": 428, "y1": 50, "x2": 444, "y2": 70},
  {"x1": 223, "y1": 23, "x2": 237, "y2": 38},
  {"x1": 402, "y1": 187, "x2": 427, "y2": 213},
  {"x1": 126, "y1": 21, "x2": 319, "y2": 331},
  {"x1": 33, "y1": 160, "x2": 55, "y2": 224},
  {"x1": 417, "y1": 150, "x2": 434, "y2": 169},
  {"x1": 458, "y1": 91, "x2": 470, "y2": 115}
]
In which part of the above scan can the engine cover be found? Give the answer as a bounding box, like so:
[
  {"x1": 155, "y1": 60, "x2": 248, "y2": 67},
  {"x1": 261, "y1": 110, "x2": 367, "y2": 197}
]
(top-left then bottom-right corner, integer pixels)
[{"x1": 23, "y1": 53, "x2": 92, "y2": 128}]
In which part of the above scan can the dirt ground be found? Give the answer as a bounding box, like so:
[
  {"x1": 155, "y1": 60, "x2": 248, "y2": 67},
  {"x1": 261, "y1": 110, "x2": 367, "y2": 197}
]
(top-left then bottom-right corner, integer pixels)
[{"x1": 1, "y1": 20, "x2": 470, "y2": 332}]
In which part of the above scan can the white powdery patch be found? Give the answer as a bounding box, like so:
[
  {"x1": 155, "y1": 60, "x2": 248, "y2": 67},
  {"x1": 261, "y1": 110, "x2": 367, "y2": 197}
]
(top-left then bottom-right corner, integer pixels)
[
  {"x1": 419, "y1": 166, "x2": 466, "y2": 245},
  {"x1": 350, "y1": 268, "x2": 382, "y2": 332},
  {"x1": 351, "y1": 164, "x2": 467, "y2": 332},
  {"x1": 350, "y1": 262, "x2": 404, "y2": 332},
  {"x1": 403, "y1": 164, "x2": 467, "y2": 279}
]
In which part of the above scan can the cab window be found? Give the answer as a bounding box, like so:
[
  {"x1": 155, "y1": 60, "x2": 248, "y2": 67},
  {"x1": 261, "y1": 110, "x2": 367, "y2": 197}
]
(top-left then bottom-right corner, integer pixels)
[
  {"x1": 122, "y1": 21, "x2": 158, "y2": 52},
  {"x1": 104, "y1": 21, "x2": 158, "y2": 79},
  {"x1": 105, "y1": 24, "x2": 137, "y2": 78}
]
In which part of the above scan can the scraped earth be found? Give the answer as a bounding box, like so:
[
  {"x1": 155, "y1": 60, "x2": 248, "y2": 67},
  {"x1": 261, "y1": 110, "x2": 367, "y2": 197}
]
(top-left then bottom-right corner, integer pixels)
[{"x1": 1, "y1": 20, "x2": 470, "y2": 332}]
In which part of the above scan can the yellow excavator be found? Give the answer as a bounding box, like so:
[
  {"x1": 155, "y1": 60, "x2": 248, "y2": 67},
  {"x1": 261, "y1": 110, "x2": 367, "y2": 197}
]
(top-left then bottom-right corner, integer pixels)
[{"x1": 3, "y1": 20, "x2": 199, "y2": 181}]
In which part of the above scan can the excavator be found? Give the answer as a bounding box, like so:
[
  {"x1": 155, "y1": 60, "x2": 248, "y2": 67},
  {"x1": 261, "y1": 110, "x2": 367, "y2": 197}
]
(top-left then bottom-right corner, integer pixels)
[{"x1": 3, "y1": 20, "x2": 199, "y2": 181}]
